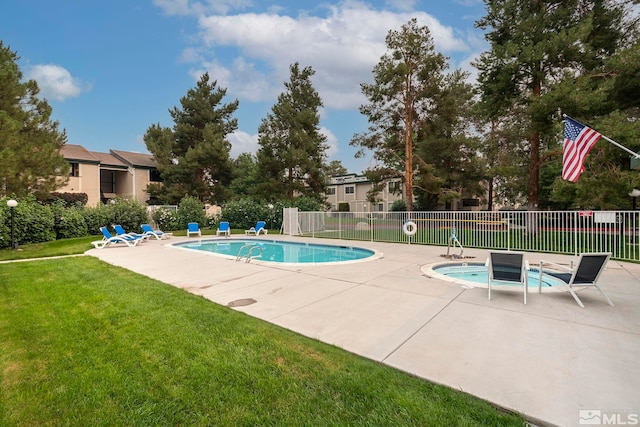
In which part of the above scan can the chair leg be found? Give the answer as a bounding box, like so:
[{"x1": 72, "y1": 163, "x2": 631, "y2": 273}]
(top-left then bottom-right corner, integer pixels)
[
  {"x1": 567, "y1": 286, "x2": 586, "y2": 308},
  {"x1": 594, "y1": 285, "x2": 615, "y2": 307}
]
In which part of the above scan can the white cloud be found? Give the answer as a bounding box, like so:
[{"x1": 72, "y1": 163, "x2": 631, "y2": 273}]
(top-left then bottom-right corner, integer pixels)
[
  {"x1": 228, "y1": 130, "x2": 258, "y2": 157},
  {"x1": 193, "y1": 2, "x2": 471, "y2": 110},
  {"x1": 26, "y1": 64, "x2": 87, "y2": 101},
  {"x1": 321, "y1": 126, "x2": 339, "y2": 157},
  {"x1": 227, "y1": 127, "x2": 337, "y2": 159}
]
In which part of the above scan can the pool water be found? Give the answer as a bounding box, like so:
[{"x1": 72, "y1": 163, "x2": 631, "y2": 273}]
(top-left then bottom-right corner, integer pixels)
[
  {"x1": 174, "y1": 239, "x2": 377, "y2": 264},
  {"x1": 432, "y1": 262, "x2": 564, "y2": 288}
]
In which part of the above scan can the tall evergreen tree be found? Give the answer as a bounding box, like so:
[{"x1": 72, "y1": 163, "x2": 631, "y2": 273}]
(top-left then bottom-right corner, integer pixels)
[
  {"x1": 256, "y1": 63, "x2": 328, "y2": 201},
  {"x1": 229, "y1": 152, "x2": 260, "y2": 198},
  {"x1": 324, "y1": 160, "x2": 348, "y2": 177},
  {"x1": 144, "y1": 73, "x2": 237, "y2": 204},
  {"x1": 352, "y1": 19, "x2": 476, "y2": 211},
  {"x1": 414, "y1": 70, "x2": 484, "y2": 210},
  {"x1": 475, "y1": 0, "x2": 627, "y2": 209},
  {"x1": 0, "y1": 41, "x2": 69, "y2": 197}
]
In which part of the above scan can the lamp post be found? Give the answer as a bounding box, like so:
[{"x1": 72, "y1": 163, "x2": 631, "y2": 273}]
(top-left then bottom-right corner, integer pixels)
[
  {"x1": 630, "y1": 189, "x2": 640, "y2": 210},
  {"x1": 7, "y1": 199, "x2": 18, "y2": 250},
  {"x1": 267, "y1": 203, "x2": 274, "y2": 230}
]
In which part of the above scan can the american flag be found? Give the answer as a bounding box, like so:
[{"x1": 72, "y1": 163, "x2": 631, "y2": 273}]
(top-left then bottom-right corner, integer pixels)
[{"x1": 562, "y1": 117, "x2": 602, "y2": 182}]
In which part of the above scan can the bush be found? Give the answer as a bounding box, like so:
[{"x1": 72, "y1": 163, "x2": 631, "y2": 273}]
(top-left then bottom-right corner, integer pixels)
[
  {"x1": 106, "y1": 198, "x2": 150, "y2": 233},
  {"x1": 151, "y1": 208, "x2": 178, "y2": 231},
  {"x1": 390, "y1": 200, "x2": 407, "y2": 212},
  {"x1": 0, "y1": 196, "x2": 55, "y2": 248},
  {"x1": 51, "y1": 201, "x2": 88, "y2": 239},
  {"x1": 40, "y1": 192, "x2": 89, "y2": 207},
  {"x1": 82, "y1": 204, "x2": 113, "y2": 235},
  {"x1": 176, "y1": 196, "x2": 206, "y2": 230},
  {"x1": 222, "y1": 197, "x2": 325, "y2": 231}
]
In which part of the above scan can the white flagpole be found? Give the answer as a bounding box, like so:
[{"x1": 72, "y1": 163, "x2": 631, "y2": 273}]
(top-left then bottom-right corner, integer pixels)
[
  {"x1": 601, "y1": 134, "x2": 640, "y2": 159},
  {"x1": 564, "y1": 114, "x2": 640, "y2": 159}
]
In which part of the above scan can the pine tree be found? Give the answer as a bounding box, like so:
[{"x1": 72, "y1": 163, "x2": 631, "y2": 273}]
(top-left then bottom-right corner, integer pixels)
[
  {"x1": 0, "y1": 41, "x2": 69, "y2": 197},
  {"x1": 144, "y1": 73, "x2": 237, "y2": 204},
  {"x1": 351, "y1": 19, "x2": 477, "y2": 211},
  {"x1": 475, "y1": 0, "x2": 628, "y2": 209},
  {"x1": 256, "y1": 63, "x2": 328, "y2": 201}
]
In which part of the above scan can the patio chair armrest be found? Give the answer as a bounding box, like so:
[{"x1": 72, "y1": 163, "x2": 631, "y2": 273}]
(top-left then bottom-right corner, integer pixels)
[{"x1": 539, "y1": 260, "x2": 572, "y2": 272}]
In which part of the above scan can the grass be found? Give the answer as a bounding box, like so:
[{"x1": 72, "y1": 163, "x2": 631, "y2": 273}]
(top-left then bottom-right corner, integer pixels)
[
  {"x1": 0, "y1": 235, "x2": 99, "y2": 261},
  {"x1": 0, "y1": 240, "x2": 525, "y2": 425}
]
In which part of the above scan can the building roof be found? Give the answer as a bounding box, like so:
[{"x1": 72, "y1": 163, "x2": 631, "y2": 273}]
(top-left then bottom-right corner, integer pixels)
[
  {"x1": 60, "y1": 144, "x2": 100, "y2": 164},
  {"x1": 60, "y1": 144, "x2": 158, "y2": 170},
  {"x1": 91, "y1": 152, "x2": 128, "y2": 169},
  {"x1": 111, "y1": 150, "x2": 157, "y2": 168}
]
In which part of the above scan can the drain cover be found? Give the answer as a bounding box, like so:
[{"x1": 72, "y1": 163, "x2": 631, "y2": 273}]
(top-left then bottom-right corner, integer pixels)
[{"x1": 227, "y1": 298, "x2": 257, "y2": 307}]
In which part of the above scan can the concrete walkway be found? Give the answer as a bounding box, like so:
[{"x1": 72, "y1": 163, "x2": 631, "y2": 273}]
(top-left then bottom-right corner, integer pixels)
[{"x1": 87, "y1": 235, "x2": 640, "y2": 427}]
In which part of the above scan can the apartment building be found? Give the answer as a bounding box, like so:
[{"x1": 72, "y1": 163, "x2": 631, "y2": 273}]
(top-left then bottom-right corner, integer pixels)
[
  {"x1": 326, "y1": 173, "x2": 485, "y2": 211},
  {"x1": 325, "y1": 174, "x2": 404, "y2": 212},
  {"x1": 59, "y1": 144, "x2": 160, "y2": 206}
]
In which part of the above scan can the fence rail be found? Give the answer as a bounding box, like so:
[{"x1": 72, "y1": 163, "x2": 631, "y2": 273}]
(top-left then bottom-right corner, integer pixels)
[{"x1": 294, "y1": 210, "x2": 640, "y2": 262}]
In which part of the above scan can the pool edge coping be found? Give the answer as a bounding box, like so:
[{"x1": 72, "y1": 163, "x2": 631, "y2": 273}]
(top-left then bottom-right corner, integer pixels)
[{"x1": 166, "y1": 236, "x2": 384, "y2": 267}]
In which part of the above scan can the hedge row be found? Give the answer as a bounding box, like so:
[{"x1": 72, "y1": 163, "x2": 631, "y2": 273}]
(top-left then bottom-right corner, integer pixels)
[{"x1": 0, "y1": 195, "x2": 325, "y2": 249}]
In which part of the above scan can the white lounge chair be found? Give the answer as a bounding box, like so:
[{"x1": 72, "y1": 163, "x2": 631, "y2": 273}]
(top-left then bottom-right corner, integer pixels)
[
  {"x1": 245, "y1": 221, "x2": 268, "y2": 236},
  {"x1": 216, "y1": 221, "x2": 230, "y2": 237},
  {"x1": 92, "y1": 226, "x2": 142, "y2": 248},
  {"x1": 114, "y1": 224, "x2": 148, "y2": 242},
  {"x1": 187, "y1": 222, "x2": 201, "y2": 237},
  {"x1": 141, "y1": 224, "x2": 172, "y2": 240},
  {"x1": 487, "y1": 250, "x2": 528, "y2": 304},
  {"x1": 538, "y1": 252, "x2": 614, "y2": 308}
]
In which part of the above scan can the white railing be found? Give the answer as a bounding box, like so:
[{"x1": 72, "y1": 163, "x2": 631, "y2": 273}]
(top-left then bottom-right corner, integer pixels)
[{"x1": 293, "y1": 211, "x2": 640, "y2": 262}]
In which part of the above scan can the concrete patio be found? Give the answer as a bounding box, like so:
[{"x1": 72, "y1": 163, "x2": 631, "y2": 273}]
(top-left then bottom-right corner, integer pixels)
[{"x1": 87, "y1": 235, "x2": 640, "y2": 427}]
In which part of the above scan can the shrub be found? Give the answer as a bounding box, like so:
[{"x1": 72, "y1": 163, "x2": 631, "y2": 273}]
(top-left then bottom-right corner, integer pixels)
[
  {"x1": 40, "y1": 192, "x2": 89, "y2": 207},
  {"x1": 51, "y1": 201, "x2": 88, "y2": 239},
  {"x1": 0, "y1": 196, "x2": 55, "y2": 248},
  {"x1": 82, "y1": 204, "x2": 113, "y2": 235},
  {"x1": 175, "y1": 196, "x2": 206, "y2": 230},
  {"x1": 106, "y1": 198, "x2": 150, "y2": 233},
  {"x1": 152, "y1": 208, "x2": 178, "y2": 231},
  {"x1": 390, "y1": 200, "x2": 407, "y2": 212},
  {"x1": 222, "y1": 197, "x2": 325, "y2": 231}
]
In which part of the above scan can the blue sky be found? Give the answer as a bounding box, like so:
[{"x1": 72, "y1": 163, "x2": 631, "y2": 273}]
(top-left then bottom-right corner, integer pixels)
[{"x1": 2, "y1": 0, "x2": 487, "y2": 174}]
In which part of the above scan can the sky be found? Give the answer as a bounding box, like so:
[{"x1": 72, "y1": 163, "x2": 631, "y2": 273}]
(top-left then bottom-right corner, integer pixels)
[{"x1": 1, "y1": 0, "x2": 488, "y2": 174}]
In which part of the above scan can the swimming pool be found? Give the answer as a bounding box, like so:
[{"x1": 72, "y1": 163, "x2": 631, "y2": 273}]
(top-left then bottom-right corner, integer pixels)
[
  {"x1": 422, "y1": 262, "x2": 565, "y2": 290},
  {"x1": 173, "y1": 239, "x2": 379, "y2": 264}
]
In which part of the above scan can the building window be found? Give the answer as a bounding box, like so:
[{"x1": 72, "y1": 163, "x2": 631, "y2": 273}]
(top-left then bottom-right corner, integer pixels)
[
  {"x1": 345, "y1": 186, "x2": 355, "y2": 194},
  {"x1": 149, "y1": 168, "x2": 162, "y2": 182},
  {"x1": 69, "y1": 162, "x2": 79, "y2": 177},
  {"x1": 462, "y1": 198, "x2": 480, "y2": 207},
  {"x1": 376, "y1": 203, "x2": 384, "y2": 211},
  {"x1": 388, "y1": 180, "x2": 402, "y2": 193},
  {"x1": 326, "y1": 187, "x2": 336, "y2": 195}
]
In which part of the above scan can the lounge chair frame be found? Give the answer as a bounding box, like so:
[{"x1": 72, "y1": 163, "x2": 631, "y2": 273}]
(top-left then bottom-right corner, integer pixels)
[
  {"x1": 538, "y1": 252, "x2": 614, "y2": 308},
  {"x1": 187, "y1": 222, "x2": 201, "y2": 237},
  {"x1": 245, "y1": 221, "x2": 268, "y2": 236},
  {"x1": 216, "y1": 221, "x2": 231, "y2": 237},
  {"x1": 487, "y1": 250, "x2": 528, "y2": 304}
]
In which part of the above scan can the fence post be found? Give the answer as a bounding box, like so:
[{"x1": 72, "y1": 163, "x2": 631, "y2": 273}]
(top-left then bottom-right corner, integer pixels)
[
  {"x1": 370, "y1": 213, "x2": 374, "y2": 242},
  {"x1": 573, "y1": 211, "x2": 578, "y2": 256}
]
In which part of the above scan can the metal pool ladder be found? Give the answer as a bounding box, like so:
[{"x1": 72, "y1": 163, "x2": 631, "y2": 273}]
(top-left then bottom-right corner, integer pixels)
[{"x1": 235, "y1": 244, "x2": 263, "y2": 263}]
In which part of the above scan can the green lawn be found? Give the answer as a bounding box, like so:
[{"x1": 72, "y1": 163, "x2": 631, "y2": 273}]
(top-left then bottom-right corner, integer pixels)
[{"x1": 0, "y1": 243, "x2": 525, "y2": 425}]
